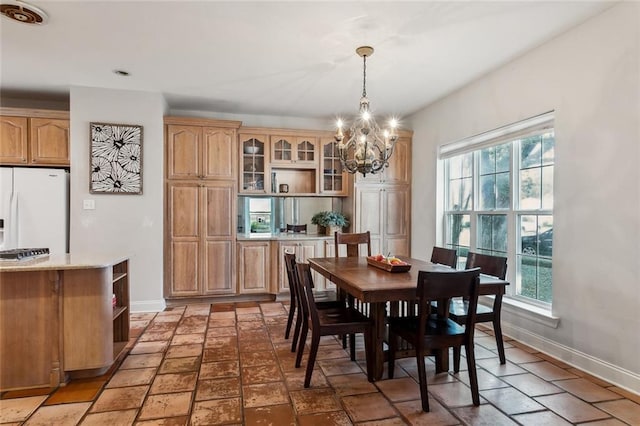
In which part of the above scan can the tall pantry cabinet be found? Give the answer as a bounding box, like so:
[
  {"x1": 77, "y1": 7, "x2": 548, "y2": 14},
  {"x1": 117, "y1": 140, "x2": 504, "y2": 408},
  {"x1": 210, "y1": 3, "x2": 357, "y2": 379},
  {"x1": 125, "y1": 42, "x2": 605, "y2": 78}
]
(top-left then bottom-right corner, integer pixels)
[
  {"x1": 350, "y1": 134, "x2": 412, "y2": 257},
  {"x1": 164, "y1": 117, "x2": 242, "y2": 299}
]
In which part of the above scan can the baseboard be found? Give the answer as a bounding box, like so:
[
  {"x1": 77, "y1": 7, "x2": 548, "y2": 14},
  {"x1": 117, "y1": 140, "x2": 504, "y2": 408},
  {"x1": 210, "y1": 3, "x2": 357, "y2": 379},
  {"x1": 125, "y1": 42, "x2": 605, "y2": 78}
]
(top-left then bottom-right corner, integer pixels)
[
  {"x1": 501, "y1": 322, "x2": 640, "y2": 395},
  {"x1": 131, "y1": 299, "x2": 166, "y2": 313}
]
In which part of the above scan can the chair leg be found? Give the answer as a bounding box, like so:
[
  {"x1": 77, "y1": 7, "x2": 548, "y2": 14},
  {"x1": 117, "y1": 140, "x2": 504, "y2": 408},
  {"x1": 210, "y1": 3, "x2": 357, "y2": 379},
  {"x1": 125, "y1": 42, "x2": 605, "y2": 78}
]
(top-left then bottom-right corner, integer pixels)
[
  {"x1": 304, "y1": 333, "x2": 321, "y2": 388},
  {"x1": 465, "y1": 343, "x2": 480, "y2": 406},
  {"x1": 284, "y1": 301, "x2": 295, "y2": 339},
  {"x1": 363, "y1": 328, "x2": 374, "y2": 382},
  {"x1": 295, "y1": 325, "x2": 308, "y2": 368},
  {"x1": 493, "y1": 317, "x2": 506, "y2": 364},
  {"x1": 415, "y1": 348, "x2": 430, "y2": 412},
  {"x1": 342, "y1": 334, "x2": 347, "y2": 349},
  {"x1": 291, "y1": 311, "x2": 302, "y2": 353},
  {"x1": 453, "y1": 347, "x2": 461, "y2": 373}
]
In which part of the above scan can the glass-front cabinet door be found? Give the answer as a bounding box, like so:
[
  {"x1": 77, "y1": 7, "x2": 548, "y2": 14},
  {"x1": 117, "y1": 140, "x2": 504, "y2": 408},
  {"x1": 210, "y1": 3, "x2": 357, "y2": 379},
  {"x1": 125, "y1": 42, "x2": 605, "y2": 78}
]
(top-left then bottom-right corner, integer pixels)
[
  {"x1": 320, "y1": 137, "x2": 347, "y2": 195},
  {"x1": 270, "y1": 135, "x2": 317, "y2": 167},
  {"x1": 240, "y1": 134, "x2": 268, "y2": 193},
  {"x1": 271, "y1": 136, "x2": 293, "y2": 164},
  {"x1": 295, "y1": 137, "x2": 317, "y2": 166}
]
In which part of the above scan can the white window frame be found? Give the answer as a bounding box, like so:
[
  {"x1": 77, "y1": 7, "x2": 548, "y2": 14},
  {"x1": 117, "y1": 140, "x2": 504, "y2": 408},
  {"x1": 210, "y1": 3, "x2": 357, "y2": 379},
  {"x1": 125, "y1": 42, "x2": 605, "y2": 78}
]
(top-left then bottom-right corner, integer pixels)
[{"x1": 440, "y1": 112, "x2": 555, "y2": 311}]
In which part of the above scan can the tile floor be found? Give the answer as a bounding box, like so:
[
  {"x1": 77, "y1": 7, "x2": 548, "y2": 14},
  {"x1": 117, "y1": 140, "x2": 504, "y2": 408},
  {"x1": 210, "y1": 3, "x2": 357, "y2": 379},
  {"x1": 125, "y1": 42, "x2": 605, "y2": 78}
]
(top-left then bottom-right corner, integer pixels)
[{"x1": 1, "y1": 301, "x2": 639, "y2": 425}]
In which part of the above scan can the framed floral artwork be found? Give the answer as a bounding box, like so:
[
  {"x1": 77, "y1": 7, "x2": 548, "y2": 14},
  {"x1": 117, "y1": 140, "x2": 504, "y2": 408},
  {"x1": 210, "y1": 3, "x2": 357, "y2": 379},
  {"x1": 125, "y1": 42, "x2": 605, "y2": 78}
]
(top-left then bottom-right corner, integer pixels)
[{"x1": 90, "y1": 122, "x2": 143, "y2": 194}]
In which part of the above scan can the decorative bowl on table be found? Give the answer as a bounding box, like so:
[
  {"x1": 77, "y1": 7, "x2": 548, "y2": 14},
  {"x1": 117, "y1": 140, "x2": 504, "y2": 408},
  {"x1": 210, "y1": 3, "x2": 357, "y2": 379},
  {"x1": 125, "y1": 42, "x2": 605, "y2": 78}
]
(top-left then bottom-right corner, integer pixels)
[{"x1": 366, "y1": 255, "x2": 411, "y2": 273}]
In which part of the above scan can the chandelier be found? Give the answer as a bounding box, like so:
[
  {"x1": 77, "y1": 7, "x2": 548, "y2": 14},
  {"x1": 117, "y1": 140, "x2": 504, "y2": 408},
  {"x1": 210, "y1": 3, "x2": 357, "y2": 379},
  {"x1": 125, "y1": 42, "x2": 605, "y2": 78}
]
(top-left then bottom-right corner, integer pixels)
[{"x1": 334, "y1": 46, "x2": 399, "y2": 176}]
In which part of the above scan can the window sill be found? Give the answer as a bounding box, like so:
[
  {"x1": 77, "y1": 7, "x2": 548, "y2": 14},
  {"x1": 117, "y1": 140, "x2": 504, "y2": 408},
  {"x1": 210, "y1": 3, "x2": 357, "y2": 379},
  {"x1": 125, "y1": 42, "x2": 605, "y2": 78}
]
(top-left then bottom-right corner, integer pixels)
[{"x1": 479, "y1": 295, "x2": 560, "y2": 329}]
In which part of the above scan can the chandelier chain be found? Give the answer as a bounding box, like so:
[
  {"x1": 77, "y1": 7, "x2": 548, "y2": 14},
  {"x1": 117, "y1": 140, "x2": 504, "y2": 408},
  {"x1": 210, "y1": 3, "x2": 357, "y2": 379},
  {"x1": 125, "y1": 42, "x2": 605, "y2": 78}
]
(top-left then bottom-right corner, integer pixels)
[{"x1": 362, "y1": 55, "x2": 367, "y2": 98}]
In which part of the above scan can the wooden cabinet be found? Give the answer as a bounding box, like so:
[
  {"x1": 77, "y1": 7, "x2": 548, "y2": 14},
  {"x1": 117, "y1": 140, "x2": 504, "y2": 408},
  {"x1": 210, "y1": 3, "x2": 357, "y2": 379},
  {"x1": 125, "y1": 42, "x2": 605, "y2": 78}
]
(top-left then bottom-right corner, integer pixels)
[
  {"x1": 270, "y1": 135, "x2": 318, "y2": 167},
  {"x1": 64, "y1": 259, "x2": 130, "y2": 371},
  {"x1": 320, "y1": 137, "x2": 348, "y2": 195},
  {"x1": 239, "y1": 133, "x2": 269, "y2": 193},
  {"x1": 164, "y1": 117, "x2": 241, "y2": 300},
  {"x1": 274, "y1": 240, "x2": 324, "y2": 293},
  {"x1": 166, "y1": 122, "x2": 237, "y2": 180},
  {"x1": 354, "y1": 136, "x2": 411, "y2": 185},
  {"x1": 166, "y1": 181, "x2": 236, "y2": 297},
  {"x1": 0, "y1": 110, "x2": 70, "y2": 167},
  {"x1": 237, "y1": 241, "x2": 270, "y2": 294}
]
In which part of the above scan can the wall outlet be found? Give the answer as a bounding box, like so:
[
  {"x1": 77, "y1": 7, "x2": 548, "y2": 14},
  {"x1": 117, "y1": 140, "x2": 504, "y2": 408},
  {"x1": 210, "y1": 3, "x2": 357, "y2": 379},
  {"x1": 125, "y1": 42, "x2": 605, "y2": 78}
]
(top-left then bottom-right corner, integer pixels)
[{"x1": 83, "y1": 199, "x2": 95, "y2": 210}]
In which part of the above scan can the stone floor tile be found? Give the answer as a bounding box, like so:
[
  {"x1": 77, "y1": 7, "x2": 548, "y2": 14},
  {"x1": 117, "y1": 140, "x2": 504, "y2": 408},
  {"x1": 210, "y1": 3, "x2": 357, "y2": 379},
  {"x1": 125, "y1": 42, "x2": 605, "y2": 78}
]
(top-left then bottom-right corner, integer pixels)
[
  {"x1": 134, "y1": 416, "x2": 189, "y2": 425},
  {"x1": 454, "y1": 367, "x2": 509, "y2": 391},
  {"x1": 565, "y1": 368, "x2": 613, "y2": 388},
  {"x1": 511, "y1": 410, "x2": 572, "y2": 426},
  {"x1": 170, "y1": 333, "x2": 204, "y2": 346},
  {"x1": 106, "y1": 367, "x2": 157, "y2": 388},
  {"x1": 130, "y1": 341, "x2": 169, "y2": 355},
  {"x1": 376, "y1": 377, "x2": 421, "y2": 402},
  {"x1": 44, "y1": 378, "x2": 105, "y2": 404},
  {"x1": 607, "y1": 386, "x2": 640, "y2": 404},
  {"x1": 138, "y1": 391, "x2": 192, "y2": 420},
  {"x1": 80, "y1": 408, "x2": 138, "y2": 425},
  {"x1": 595, "y1": 398, "x2": 640, "y2": 425},
  {"x1": 341, "y1": 393, "x2": 397, "y2": 422},
  {"x1": 500, "y1": 373, "x2": 563, "y2": 396},
  {"x1": 451, "y1": 403, "x2": 519, "y2": 426},
  {"x1": 241, "y1": 364, "x2": 282, "y2": 384},
  {"x1": 394, "y1": 398, "x2": 461, "y2": 425},
  {"x1": 23, "y1": 402, "x2": 90, "y2": 426},
  {"x1": 195, "y1": 377, "x2": 241, "y2": 401},
  {"x1": 199, "y1": 360, "x2": 240, "y2": 379},
  {"x1": 290, "y1": 388, "x2": 342, "y2": 415},
  {"x1": 0, "y1": 396, "x2": 47, "y2": 423},
  {"x1": 149, "y1": 372, "x2": 197, "y2": 394},
  {"x1": 120, "y1": 353, "x2": 164, "y2": 369},
  {"x1": 480, "y1": 387, "x2": 545, "y2": 414},
  {"x1": 553, "y1": 378, "x2": 622, "y2": 402},
  {"x1": 327, "y1": 373, "x2": 377, "y2": 396},
  {"x1": 158, "y1": 356, "x2": 200, "y2": 374},
  {"x1": 503, "y1": 347, "x2": 543, "y2": 364},
  {"x1": 283, "y1": 368, "x2": 330, "y2": 390},
  {"x1": 239, "y1": 350, "x2": 278, "y2": 368},
  {"x1": 90, "y1": 385, "x2": 148, "y2": 412},
  {"x1": 202, "y1": 345, "x2": 239, "y2": 362},
  {"x1": 319, "y1": 358, "x2": 366, "y2": 376},
  {"x1": 297, "y1": 410, "x2": 353, "y2": 425},
  {"x1": 535, "y1": 392, "x2": 610, "y2": 423},
  {"x1": 519, "y1": 361, "x2": 578, "y2": 381},
  {"x1": 243, "y1": 382, "x2": 289, "y2": 408},
  {"x1": 476, "y1": 358, "x2": 527, "y2": 376},
  {"x1": 244, "y1": 404, "x2": 296, "y2": 426},
  {"x1": 428, "y1": 382, "x2": 486, "y2": 408},
  {"x1": 356, "y1": 417, "x2": 411, "y2": 425}
]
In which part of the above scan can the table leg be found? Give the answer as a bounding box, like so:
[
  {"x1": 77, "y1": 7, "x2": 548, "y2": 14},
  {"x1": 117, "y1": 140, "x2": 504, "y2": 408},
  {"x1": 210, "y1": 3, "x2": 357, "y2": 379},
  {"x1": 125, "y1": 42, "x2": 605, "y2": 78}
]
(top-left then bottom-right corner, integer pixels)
[{"x1": 370, "y1": 302, "x2": 387, "y2": 381}]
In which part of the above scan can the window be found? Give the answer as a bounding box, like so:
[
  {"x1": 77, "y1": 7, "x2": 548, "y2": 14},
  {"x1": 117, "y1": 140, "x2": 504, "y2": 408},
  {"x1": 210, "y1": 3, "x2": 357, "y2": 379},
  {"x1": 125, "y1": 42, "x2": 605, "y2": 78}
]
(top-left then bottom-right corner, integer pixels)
[{"x1": 441, "y1": 113, "x2": 555, "y2": 306}]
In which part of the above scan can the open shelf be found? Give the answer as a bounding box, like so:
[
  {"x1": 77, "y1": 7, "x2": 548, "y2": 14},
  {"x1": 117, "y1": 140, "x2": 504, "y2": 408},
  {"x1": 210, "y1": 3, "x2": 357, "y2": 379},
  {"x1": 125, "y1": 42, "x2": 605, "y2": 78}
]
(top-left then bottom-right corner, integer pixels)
[
  {"x1": 113, "y1": 341, "x2": 128, "y2": 360},
  {"x1": 113, "y1": 305, "x2": 127, "y2": 320},
  {"x1": 113, "y1": 272, "x2": 127, "y2": 283}
]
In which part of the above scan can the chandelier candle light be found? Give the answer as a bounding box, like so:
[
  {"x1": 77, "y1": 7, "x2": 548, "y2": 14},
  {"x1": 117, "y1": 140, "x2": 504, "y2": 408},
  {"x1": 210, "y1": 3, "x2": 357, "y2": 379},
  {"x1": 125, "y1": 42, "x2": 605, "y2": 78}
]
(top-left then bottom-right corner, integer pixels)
[{"x1": 335, "y1": 46, "x2": 399, "y2": 176}]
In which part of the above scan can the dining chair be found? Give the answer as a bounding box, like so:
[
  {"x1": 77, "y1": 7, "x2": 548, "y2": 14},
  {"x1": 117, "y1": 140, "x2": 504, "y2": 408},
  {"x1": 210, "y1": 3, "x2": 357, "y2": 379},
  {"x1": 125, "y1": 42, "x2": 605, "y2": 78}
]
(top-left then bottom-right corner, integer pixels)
[
  {"x1": 294, "y1": 262, "x2": 374, "y2": 387},
  {"x1": 334, "y1": 231, "x2": 372, "y2": 354},
  {"x1": 283, "y1": 252, "x2": 341, "y2": 353},
  {"x1": 449, "y1": 252, "x2": 508, "y2": 364},
  {"x1": 430, "y1": 246, "x2": 458, "y2": 268},
  {"x1": 387, "y1": 268, "x2": 481, "y2": 412},
  {"x1": 286, "y1": 224, "x2": 307, "y2": 233}
]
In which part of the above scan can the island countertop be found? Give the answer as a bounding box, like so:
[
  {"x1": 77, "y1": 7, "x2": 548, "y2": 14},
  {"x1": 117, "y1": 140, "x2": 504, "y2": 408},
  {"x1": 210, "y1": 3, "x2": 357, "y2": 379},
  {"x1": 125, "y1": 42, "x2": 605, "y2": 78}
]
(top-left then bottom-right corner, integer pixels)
[{"x1": 0, "y1": 253, "x2": 129, "y2": 272}]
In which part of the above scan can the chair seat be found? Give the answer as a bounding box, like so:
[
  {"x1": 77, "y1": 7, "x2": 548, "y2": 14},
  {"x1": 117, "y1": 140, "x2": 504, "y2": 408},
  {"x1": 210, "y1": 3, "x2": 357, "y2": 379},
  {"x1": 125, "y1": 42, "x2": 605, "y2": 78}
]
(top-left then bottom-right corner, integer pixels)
[
  {"x1": 317, "y1": 307, "x2": 371, "y2": 327},
  {"x1": 448, "y1": 298, "x2": 493, "y2": 318},
  {"x1": 388, "y1": 315, "x2": 466, "y2": 337}
]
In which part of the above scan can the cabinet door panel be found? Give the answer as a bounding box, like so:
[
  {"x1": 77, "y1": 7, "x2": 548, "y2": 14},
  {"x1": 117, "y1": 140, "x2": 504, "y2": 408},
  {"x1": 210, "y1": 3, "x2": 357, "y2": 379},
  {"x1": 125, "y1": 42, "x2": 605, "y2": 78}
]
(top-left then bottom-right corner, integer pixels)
[
  {"x1": 29, "y1": 118, "x2": 69, "y2": 165},
  {"x1": 0, "y1": 116, "x2": 28, "y2": 164},
  {"x1": 238, "y1": 242, "x2": 270, "y2": 293},
  {"x1": 203, "y1": 240, "x2": 234, "y2": 294},
  {"x1": 169, "y1": 184, "x2": 200, "y2": 238},
  {"x1": 386, "y1": 237, "x2": 409, "y2": 257},
  {"x1": 278, "y1": 243, "x2": 298, "y2": 292},
  {"x1": 167, "y1": 125, "x2": 201, "y2": 178},
  {"x1": 203, "y1": 127, "x2": 235, "y2": 179},
  {"x1": 204, "y1": 183, "x2": 234, "y2": 238},
  {"x1": 384, "y1": 187, "x2": 409, "y2": 237},
  {"x1": 170, "y1": 241, "x2": 200, "y2": 295},
  {"x1": 384, "y1": 137, "x2": 411, "y2": 184},
  {"x1": 355, "y1": 187, "x2": 382, "y2": 237}
]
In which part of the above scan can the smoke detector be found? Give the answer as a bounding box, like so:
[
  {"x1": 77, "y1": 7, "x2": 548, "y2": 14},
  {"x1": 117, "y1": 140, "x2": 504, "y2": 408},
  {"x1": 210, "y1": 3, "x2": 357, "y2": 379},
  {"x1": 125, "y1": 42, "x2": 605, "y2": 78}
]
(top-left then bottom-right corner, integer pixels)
[{"x1": 0, "y1": 1, "x2": 48, "y2": 25}]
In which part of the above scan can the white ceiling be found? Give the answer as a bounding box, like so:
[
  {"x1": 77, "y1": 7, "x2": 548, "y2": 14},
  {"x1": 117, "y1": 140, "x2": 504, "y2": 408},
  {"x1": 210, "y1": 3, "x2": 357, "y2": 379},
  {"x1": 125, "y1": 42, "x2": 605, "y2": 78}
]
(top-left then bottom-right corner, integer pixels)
[{"x1": 0, "y1": 1, "x2": 614, "y2": 121}]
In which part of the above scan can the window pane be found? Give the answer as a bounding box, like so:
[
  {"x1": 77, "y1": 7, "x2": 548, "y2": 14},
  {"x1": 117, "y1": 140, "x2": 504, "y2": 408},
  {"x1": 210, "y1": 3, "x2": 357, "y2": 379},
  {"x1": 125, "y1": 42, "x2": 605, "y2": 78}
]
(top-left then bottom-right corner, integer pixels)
[
  {"x1": 496, "y1": 172, "x2": 510, "y2": 209},
  {"x1": 542, "y1": 165, "x2": 554, "y2": 210},
  {"x1": 448, "y1": 214, "x2": 470, "y2": 247},
  {"x1": 495, "y1": 143, "x2": 511, "y2": 173},
  {"x1": 449, "y1": 155, "x2": 462, "y2": 179},
  {"x1": 480, "y1": 148, "x2": 495, "y2": 175},
  {"x1": 521, "y1": 136, "x2": 541, "y2": 168},
  {"x1": 477, "y1": 214, "x2": 507, "y2": 255},
  {"x1": 461, "y1": 153, "x2": 473, "y2": 177},
  {"x1": 541, "y1": 132, "x2": 555, "y2": 165},
  {"x1": 520, "y1": 168, "x2": 541, "y2": 209},
  {"x1": 494, "y1": 215, "x2": 507, "y2": 252},
  {"x1": 479, "y1": 175, "x2": 496, "y2": 210},
  {"x1": 478, "y1": 215, "x2": 493, "y2": 250}
]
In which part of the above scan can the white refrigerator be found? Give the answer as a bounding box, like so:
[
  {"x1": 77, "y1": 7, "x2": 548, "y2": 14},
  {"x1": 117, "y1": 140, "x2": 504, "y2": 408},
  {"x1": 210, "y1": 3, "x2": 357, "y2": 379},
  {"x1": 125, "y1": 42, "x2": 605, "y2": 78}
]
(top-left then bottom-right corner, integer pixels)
[{"x1": 0, "y1": 167, "x2": 69, "y2": 254}]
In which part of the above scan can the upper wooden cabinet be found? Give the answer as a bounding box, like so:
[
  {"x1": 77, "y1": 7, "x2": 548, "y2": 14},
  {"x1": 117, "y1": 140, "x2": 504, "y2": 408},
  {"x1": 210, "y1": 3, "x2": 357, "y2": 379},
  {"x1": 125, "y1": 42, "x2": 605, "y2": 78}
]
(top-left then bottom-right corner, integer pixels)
[
  {"x1": 239, "y1": 133, "x2": 269, "y2": 193},
  {"x1": 355, "y1": 135, "x2": 412, "y2": 185},
  {"x1": 270, "y1": 135, "x2": 318, "y2": 168},
  {"x1": 166, "y1": 119, "x2": 240, "y2": 180},
  {"x1": 320, "y1": 137, "x2": 348, "y2": 196},
  {"x1": 0, "y1": 109, "x2": 70, "y2": 167}
]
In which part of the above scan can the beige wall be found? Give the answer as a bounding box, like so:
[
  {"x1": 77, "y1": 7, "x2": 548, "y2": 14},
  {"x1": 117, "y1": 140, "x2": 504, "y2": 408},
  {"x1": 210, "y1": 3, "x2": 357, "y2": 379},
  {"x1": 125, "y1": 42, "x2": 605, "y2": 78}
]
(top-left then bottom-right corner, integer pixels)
[{"x1": 408, "y1": 3, "x2": 640, "y2": 392}]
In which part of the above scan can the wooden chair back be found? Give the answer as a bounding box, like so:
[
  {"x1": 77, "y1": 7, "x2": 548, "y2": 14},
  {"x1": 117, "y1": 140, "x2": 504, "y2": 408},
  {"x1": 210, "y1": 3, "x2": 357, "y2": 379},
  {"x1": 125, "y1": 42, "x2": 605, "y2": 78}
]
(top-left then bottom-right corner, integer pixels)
[
  {"x1": 430, "y1": 246, "x2": 458, "y2": 268},
  {"x1": 465, "y1": 252, "x2": 507, "y2": 280},
  {"x1": 334, "y1": 231, "x2": 372, "y2": 258},
  {"x1": 286, "y1": 224, "x2": 307, "y2": 233}
]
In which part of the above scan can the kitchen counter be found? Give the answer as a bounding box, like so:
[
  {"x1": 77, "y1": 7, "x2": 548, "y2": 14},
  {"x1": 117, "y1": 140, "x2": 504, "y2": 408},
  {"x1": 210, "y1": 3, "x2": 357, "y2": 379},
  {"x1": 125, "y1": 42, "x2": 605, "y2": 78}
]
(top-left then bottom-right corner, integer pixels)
[
  {"x1": 0, "y1": 253, "x2": 128, "y2": 272},
  {"x1": 237, "y1": 233, "x2": 334, "y2": 241}
]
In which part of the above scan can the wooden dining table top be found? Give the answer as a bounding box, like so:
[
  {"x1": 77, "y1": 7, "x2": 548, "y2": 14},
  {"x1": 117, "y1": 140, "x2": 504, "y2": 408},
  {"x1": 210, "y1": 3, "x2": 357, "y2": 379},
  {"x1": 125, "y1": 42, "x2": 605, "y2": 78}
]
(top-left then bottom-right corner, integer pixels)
[{"x1": 308, "y1": 256, "x2": 509, "y2": 303}]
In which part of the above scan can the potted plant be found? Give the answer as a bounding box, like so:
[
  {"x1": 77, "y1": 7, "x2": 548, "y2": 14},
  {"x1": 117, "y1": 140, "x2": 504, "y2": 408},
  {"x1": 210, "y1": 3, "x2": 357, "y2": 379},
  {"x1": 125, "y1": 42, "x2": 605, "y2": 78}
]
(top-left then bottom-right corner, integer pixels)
[{"x1": 311, "y1": 211, "x2": 349, "y2": 235}]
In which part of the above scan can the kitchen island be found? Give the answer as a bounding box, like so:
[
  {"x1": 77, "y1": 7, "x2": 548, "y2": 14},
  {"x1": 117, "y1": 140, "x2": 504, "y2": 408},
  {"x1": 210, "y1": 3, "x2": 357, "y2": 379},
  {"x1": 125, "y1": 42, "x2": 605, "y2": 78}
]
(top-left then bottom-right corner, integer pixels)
[{"x1": 0, "y1": 254, "x2": 129, "y2": 391}]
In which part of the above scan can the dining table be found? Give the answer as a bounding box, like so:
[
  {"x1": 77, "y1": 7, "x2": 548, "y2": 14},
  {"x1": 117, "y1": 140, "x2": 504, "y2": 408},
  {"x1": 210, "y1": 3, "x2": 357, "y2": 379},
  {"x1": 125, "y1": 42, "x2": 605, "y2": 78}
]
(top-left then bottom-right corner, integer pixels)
[{"x1": 308, "y1": 255, "x2": 509, "y2": 381}]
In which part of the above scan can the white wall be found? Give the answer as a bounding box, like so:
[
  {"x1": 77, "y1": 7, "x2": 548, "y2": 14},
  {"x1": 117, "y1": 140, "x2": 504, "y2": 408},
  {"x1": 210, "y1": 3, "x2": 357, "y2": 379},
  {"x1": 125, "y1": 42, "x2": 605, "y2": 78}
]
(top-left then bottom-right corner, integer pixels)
[
  {"x1": 70, "y1": 87, "x2": 167, "y2": 312},
  {"x1": 408, "y1": 3, "x2": 640, "y2": 392}
]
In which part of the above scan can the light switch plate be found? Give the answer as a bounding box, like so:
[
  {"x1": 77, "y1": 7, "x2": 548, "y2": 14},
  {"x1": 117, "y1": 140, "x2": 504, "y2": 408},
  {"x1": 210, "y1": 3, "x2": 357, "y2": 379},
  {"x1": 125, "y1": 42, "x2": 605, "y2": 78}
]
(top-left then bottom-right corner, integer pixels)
[{"x1": 83, "y1": 199, "x2": 95, "y2": 210}]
